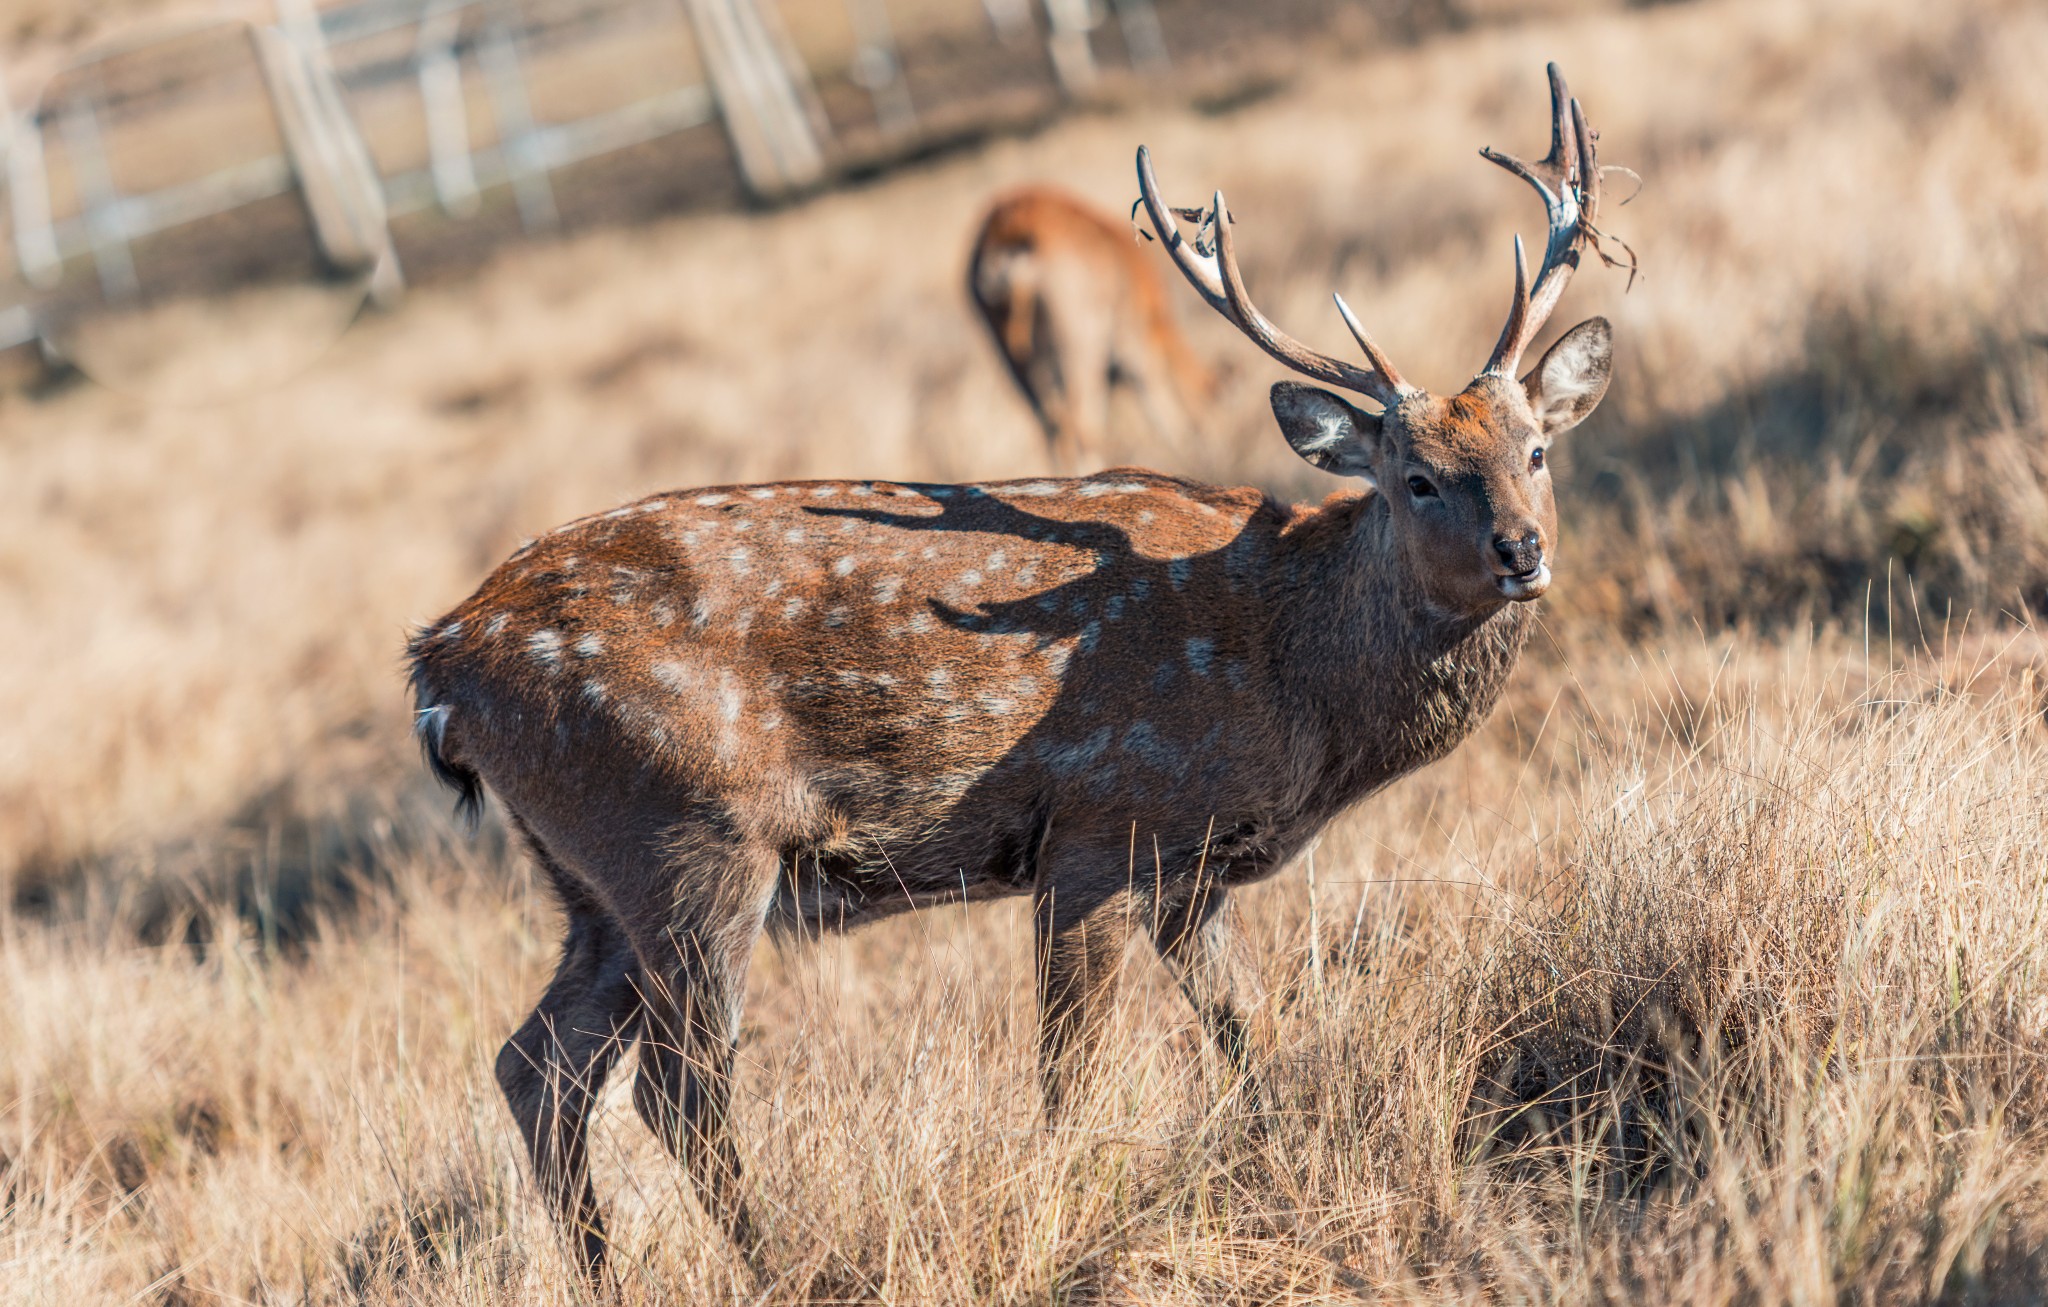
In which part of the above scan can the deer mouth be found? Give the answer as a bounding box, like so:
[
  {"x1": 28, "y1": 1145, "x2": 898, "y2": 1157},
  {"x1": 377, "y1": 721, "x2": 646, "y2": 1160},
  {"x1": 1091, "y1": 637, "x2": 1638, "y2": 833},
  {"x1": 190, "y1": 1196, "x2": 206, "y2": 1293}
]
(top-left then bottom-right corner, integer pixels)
[{"x1": 1496, "y1": 562, "x2": 1551, "y2": 601}]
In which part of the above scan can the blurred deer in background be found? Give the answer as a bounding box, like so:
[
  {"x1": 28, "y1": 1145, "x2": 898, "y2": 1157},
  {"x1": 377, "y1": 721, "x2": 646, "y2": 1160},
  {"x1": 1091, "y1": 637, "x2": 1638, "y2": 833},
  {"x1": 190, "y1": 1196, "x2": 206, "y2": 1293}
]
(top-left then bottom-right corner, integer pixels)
[
  {"x1": 408, "y1": 63, "x2": 1621, "y2": 1277},
  {"x1": 969, "y1": 185, "x2": 1218, "y2": 471}
]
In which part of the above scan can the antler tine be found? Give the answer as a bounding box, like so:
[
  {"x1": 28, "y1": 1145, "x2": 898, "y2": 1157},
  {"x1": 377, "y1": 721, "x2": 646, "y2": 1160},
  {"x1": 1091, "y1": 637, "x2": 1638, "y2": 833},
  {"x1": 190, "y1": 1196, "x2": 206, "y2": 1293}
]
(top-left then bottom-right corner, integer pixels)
[
  {"x1": 1483, "y1": 233, "x2": 1531, "y2": 381},
  {"x1": 1135, "y1": 147, "x2": 1407, "y2": 406},
  {"x1": 1135, "y1": 145, "x2": 1231, "y2": 318},
  {"x1": 1212, "y1": 192, "x2": 1406, "y2": 404},
  {"x1": 1479, "y1": 61, "x2": 1601, "y2": 378}
]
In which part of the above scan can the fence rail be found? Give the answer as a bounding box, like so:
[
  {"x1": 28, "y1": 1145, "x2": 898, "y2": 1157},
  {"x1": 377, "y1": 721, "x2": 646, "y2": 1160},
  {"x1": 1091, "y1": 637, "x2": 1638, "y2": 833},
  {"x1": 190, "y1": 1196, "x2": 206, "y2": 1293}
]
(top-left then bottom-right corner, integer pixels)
[{"x1": 0, "y1": 0, "x2": 1182, "y2": 356}]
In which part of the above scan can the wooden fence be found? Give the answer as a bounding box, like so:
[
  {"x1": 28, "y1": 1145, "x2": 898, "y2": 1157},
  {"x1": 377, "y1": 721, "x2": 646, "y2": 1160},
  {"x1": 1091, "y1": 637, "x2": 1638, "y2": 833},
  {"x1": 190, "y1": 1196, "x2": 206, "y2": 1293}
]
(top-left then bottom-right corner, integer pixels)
[{"x1": 0, "y1": 0, "x2": 1183, "y2": 356}]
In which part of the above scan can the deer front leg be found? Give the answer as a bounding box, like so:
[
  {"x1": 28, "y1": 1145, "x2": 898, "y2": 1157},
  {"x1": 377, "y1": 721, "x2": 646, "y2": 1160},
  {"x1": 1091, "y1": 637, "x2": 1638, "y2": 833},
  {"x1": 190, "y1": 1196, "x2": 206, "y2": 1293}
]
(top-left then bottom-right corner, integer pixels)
[
  {"x1": 1148, "y1": 883, "x2": 1266, "y2": 1114},
  {"x1": 1033, "y1": 872, "x2": 1137, "y2": 1123}
]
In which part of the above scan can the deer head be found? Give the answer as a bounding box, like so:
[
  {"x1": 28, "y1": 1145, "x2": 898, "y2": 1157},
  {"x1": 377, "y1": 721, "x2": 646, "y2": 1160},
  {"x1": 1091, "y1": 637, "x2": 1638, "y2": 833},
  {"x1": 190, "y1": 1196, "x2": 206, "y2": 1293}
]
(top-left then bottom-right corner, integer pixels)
[{"x1": 1137, "y1": 63, "x2": 1616, "y2": 617}]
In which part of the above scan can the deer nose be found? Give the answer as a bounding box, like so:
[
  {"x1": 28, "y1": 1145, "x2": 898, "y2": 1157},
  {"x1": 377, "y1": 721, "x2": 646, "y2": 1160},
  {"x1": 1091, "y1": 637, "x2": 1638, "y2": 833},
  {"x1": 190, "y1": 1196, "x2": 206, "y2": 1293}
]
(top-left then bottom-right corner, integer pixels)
[{"x1": 1493, "y1": 531, "x2": 1544, "y2": 575}]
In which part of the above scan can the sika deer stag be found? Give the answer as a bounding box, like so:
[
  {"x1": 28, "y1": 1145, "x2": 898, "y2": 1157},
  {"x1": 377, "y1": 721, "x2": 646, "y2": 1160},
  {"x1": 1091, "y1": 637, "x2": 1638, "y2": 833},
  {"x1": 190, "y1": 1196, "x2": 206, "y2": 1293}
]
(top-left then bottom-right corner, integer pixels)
[
  {"x1": 970, "y1": 184, "x2": 1218, "y2": 471},
  {"x1": 408, "y1": 62, "x2": 1619, "y2": 1275}
]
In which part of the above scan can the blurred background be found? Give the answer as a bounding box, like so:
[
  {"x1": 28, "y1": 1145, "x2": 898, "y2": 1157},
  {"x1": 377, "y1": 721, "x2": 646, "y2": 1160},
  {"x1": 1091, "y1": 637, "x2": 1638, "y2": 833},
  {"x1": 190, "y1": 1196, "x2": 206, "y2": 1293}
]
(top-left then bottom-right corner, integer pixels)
[
  {"x1": 5, "y1": 0, "x2": 2048, "y2": 1297},
  {"x1": 8, "y1": 0, "x2": 2044, "y2": 927}
]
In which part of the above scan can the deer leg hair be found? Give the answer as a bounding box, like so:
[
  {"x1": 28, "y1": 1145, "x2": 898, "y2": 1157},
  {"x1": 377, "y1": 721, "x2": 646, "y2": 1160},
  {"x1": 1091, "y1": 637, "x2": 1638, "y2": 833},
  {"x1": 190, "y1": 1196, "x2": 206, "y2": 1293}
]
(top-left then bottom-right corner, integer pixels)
[
  {"x1": 494, "y1": 861, "x2": 644, "y2": 1283},
  {"x1": 1149, "y1": 883, "x2": 1266, "y2": 1113}
]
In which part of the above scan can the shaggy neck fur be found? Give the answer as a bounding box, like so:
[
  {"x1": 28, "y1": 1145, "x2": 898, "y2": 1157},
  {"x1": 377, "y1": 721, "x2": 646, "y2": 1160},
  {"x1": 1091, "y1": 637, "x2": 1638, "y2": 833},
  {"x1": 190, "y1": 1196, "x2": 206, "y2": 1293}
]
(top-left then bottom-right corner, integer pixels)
[{"x1": 1269, "y1": 490, "x2": 1532, "y2": 820}]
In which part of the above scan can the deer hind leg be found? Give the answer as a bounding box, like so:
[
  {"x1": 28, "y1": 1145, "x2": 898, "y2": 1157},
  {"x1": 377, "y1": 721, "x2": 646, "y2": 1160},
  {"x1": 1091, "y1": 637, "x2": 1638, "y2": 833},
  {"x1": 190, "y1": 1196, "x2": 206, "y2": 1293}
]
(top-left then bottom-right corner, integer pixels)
[
  {"x1": 1033, "y1": 872, "x2": 1137, "y2": 1123},
  {"x1": 1148, "y1": 883, "x2": 1266, "y2": 1113},
  {"x1": 628, "y1": 837, "x2": 778, "y2": 1252},
  {"x1": 1037, "y1": 264, "x2": 1114, "y2": 474},
  {"x1": 975, "y1": 252, "x2": 1067, "y2": 447},
  {"x1": 495, "y1": 860, "x2": 644, "y2": 1281}
]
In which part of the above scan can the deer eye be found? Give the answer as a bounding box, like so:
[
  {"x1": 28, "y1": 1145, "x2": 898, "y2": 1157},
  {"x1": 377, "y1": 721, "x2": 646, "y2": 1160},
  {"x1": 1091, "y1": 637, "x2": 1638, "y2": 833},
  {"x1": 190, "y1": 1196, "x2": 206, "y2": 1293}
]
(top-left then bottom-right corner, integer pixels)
[
  {"x1": 1407, "y1": 476, "x2": 1439, "y2": 500},
  {"x1": 1529, "y1": 447, "x2": 1546, "y2": 472}
]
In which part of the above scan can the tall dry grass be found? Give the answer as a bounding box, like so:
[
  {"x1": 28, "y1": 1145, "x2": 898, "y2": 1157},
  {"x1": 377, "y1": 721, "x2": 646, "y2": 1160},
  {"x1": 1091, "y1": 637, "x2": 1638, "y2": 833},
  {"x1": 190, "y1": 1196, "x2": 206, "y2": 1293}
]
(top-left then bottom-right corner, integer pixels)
[
  {"x1": 8, "y1": 631, "x2": 2048, "y2": 1302},
  {"x1": 5, "y1": 0, "x2": 2048, "y2": 1299}
]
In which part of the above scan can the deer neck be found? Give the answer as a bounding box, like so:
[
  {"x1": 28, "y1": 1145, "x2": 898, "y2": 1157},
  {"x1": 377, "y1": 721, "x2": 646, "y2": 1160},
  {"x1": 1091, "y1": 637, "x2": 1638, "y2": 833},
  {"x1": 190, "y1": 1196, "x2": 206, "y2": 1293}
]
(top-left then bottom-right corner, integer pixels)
[{"x1": 1272, "y1": 492, "x2": 1533, "y2": 808}]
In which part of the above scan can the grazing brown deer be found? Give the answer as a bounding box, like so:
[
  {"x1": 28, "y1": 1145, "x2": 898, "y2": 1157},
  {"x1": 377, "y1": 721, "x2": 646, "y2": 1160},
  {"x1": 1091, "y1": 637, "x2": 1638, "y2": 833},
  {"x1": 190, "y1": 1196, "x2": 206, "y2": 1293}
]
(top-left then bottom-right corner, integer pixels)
[
  {"x1": 969, "y1": 185, "x2": 1218, "y2": 472},
  {"x1": 408, "y1": 63, "x2": 1618, "y2": 1276}
]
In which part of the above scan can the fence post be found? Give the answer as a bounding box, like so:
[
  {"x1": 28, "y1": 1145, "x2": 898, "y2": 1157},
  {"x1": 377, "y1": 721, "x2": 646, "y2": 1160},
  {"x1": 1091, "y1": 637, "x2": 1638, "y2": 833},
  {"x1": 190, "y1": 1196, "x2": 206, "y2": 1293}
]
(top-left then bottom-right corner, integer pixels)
[
  {"x1": 1041, "y1": 0, "x2": 1097, "y2": 94},
  {"x1": 0, "y1": 67, "x2": 60, "y2": 292},
  {"x1": 265, "y1": 0, "x2": 404, "y2": 306},
  {"x1": 479, "y1": 0, "x2": 560, "y2": 234},
  {"x1": 56, "y1": 83, "x2": 140, "y2": 303},
  {"x1": 1110, "y1": 0, "x2": 1167, "y2": 74},
  {"x1": 845, "y1": 0, "x2": 914, "y2": 137},
  {"x1": 681, "y1": 0, "x2": 826, "y2": 200},
  {"x1": 416, "y1": 0, "x2": 480, "y2": 218}
]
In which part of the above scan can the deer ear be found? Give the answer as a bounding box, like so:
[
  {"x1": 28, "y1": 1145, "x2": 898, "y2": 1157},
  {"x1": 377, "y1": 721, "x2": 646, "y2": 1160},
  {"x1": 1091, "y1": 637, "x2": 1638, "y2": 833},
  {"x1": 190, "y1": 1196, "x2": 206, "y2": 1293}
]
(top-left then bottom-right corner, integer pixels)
[
  {"x1": 1271, "y1": 382, "x2": 1383, "y2": 483},
  {"x1": 1522, "y1": 317, "x2": 1612, "y2": 437}
]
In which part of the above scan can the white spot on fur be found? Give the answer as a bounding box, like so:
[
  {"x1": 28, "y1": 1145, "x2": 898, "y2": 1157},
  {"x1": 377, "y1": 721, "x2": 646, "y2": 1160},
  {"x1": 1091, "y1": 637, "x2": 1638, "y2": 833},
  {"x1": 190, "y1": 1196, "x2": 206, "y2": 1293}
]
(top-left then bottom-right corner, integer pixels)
[
  {"x1": 960, "y1": 570, "x2": 983, "y2": 586},
  {"x1": 834, "y1": 557, "x2": 857, "y2": 577},
  {"x1": 749, "y1": 487, "x2": 776, "y2": 500},
  {"x1": 783, "y1": 597, "x2": 807, "y2": 620},
  {"x1": 1169, "y1": 559, "x2": 1192, "y2": 590},
  {"x1": 652, "y1": 659, "x2": 696, "y2": 692},
  {"x1": 784, "y1": 528, "x2": 807, "y2": 545},
  {"x1": 695, "y1": 493, "x2": 730, "y2": 506},
  {"x1": 717, "y1": 681, "x2": 744, "y2": 723},
  {"x1": 727, "y1": 546, "x2": 753, "y2": 575},
  {"x1": 1105, "y1": 595, "x2": 1126, "y2": 622},
  {"x1": 851, "y1": 484, "x2": 875, "y2": 497},
  {"x1": 986, "y1": 549, "x2": 1009, "y2": 571},
  {"x1": 651, "y1": 601, "x2": 676, "y2": 628},
  {"x1": 811, "y1": 485, "x2": 839, "y2": 498},
  {"x1": 874, "y1": 577, "x2": 903, "y2": 603},
  {"x1": 980, "y1": 695, "x2": 1015, "y2": 716},
  {"x1": 1037, "y1": 726, "x2": 1111, "y2": 776},
  {"x1": 762, "y1": 712, "x2": 784, "y2": 730},
  {"x1": 1079, "y1": 482, "x2": 1112, "y2": 497},
  {"x1": 439, "y1": 619, "x2": 464, "y2": 641},
  {"x1": 908, "y1": 611, "x2": 935, "y2": 634},
  {"x1": 733, "y1": 609, "x2": 756, "y2": 638},
  {"x1": 825, "y1": 606, "x2": 849, "y2": 628},
  {"x1": 692, "y1": 596, "x2": 715, "y2": 630},
  {"x1": 485, "y1": 613, "x2": 508, "y2": 637},
  {"x1": 527, "y1": 629, "x2": 563, "y2": 667},
  {"x1": 581, "y1": 679, "x2": 608, "y2": 704},
  {"x1": 1185, "y1": 637, "x2": 1215, "y2": 676},
  {"x1": 575, "y1": 633, "x2": 604, "y2": 658},
  {"x1": 1016, "y1": 481, "x2": 1058, "y2": 497}
]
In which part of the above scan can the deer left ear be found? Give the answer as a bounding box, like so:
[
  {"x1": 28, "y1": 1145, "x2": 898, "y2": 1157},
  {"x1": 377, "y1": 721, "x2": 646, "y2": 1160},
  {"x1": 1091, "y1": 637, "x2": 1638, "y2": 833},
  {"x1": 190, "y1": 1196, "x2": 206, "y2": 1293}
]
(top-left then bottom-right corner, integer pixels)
[
  {"x1": 1271, "y1": 382, "x2": 1383, "y2": 485},
  {"x1": 1522, "y1": 317, "x2": 1612, "y2": 436}
]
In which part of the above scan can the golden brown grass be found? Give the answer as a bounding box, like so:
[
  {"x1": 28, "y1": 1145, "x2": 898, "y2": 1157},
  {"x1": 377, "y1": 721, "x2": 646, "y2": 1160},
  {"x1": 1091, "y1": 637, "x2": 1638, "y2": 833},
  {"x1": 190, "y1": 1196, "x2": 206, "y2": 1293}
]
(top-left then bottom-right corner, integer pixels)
[{"x1": 6, "y1": 0, "x2": 2048, "y2": 1300}]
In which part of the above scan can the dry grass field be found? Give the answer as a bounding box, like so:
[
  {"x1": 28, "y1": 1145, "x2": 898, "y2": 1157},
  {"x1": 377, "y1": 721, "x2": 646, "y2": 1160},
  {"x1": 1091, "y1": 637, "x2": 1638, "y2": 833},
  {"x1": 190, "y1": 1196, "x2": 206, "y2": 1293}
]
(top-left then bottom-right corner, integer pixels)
[{"x1": 7, "y1": 0, "x2": 2048, "y2": 1300}]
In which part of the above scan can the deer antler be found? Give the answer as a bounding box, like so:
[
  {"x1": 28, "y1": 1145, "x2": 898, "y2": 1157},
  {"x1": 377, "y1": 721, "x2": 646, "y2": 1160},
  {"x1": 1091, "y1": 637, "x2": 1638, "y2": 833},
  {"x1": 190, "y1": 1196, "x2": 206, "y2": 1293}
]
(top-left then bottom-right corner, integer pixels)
[
  {"x1": 1135, "y1": 145, "x2": 1409, "y2": 408},
  {"x1": 1479, "y1": 62, "x2": 1603, "y2": 378}
]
